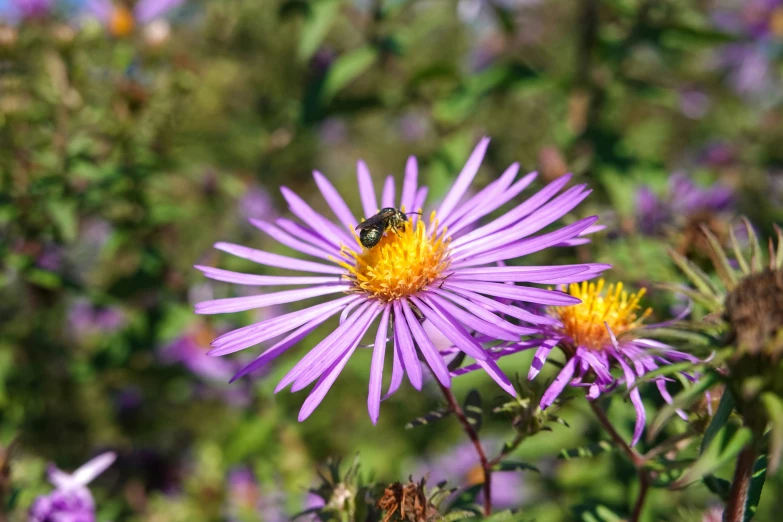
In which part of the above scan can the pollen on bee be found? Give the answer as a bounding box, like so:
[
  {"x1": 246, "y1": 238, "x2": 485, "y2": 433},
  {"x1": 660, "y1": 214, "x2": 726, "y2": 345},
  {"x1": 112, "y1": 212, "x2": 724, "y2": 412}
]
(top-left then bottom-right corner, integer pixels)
[
  {"x1": 338, "y1": 213, "x2": 451, "y2": 302},
  {"x1": 551, "y1": 279, "x2": 652, "y2": 352}
]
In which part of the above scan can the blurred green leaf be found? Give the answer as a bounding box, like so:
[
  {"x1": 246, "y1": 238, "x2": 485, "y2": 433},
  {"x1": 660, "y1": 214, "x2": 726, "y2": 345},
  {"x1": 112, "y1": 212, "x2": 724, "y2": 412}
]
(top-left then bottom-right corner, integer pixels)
[
  {"x1": 493, "y1": 460, "x2": 539, "y2": 473},
  {"x1": 761, "y1": 392, "x2": 783, "y2": 473},
  {"x1": 701, "y1": 389, "x2": 735, "y2": 454},
  {"x1": 322, "y1": 46, "x2": 378, "y2": 103},
  {"x1": 46, "y1": 200, "x2": 78, "y2": 242},
  {"x1": 297, "y1": 0, "x2": 340, "y2": 61},
  {"x1": 745, "y1": 455, "x2": 767, "y2": 522},
  {"x1": 671, "y1": 422, "x2": 752, "y2": 488},
  {"x1": 405, "y1": 408, "x2": 451, "y2": 430},
  {"x1": 558, "y1": 441, "x2": 614, "y2": 460}
]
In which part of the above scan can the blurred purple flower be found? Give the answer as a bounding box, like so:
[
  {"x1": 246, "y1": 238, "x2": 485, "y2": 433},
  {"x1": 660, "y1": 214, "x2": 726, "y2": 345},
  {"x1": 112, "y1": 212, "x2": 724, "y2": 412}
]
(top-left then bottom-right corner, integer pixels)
[
  {"x1": 85, "y1": 0, "x2": 184, "y2": 36},
  {"x1": 413, "y1": 440, "x2": 528, "y2": 509},
  {"x1": 195, "y1": 138, "x2": 607, "y2": 423},
  {"x1": 226, "y1": 467, "x2": 287, "y2": 522},
  {"x1": 679, "y1": 89, "x2": 711, "y2": 119},
  {"x1": 68, "y1": 299, "x2": 126, "y2": 339},
  {"x1": 29, "y1": 452, "x2": 116, "y2": 522},
  {"x1": 35, "y1": 244, "x2": 63, "y2": 272},
  {"x1": 0, "y1": 0, "x2": 54, "y2": 23},
  {"x1": 159, "y1": 325, "x2": 236, "y2": 382},
  {"x1": 239, "y1": 185, "x2": 274, "y2": 223},
  {"x1": 635, "y1": 173, "x2": 734, "y2": 236}
]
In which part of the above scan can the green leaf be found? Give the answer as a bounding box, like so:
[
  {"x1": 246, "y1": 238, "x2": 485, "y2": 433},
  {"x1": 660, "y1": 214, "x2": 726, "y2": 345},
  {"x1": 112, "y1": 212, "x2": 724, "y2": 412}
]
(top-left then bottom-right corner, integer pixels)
[
  {"x1": 493, "y1": 460, "x2": 539, "y2": 473},
  {"x1": 651, "y1": 372, "x2": 721, "y2": 438},
  {"x1": 405, "y1": 408, "x2": 451, "y2": 430},
  {"x1": 668, "y1": 249, "x2": 722, "y2": 306},
  {"x1": 700, "y1": 225, "x2": 738, "y2": 289},
  {"x1": 625, "y1": 361, "x2": 703, "y2": 395},
  {"x1": 761, "y1": 392, "x2": 783, "y2": 473},
  {"x1": 442, "y1": 510, "x2": 480, "y2": 521},
  {"x1": 297, "y1": 0, "x2": 340, "y2": 61},
  {"x1": 463, "y1": 389, "x2": 483, "y2": 432},
  {"x1": 321, "y1": 46, "x2": 378, "y2": 102},
  {"x1": 558, "y1": 440, "x2": 614, "y2": 460},
  {"x1": 671, "y1": 422, "x2": 752, "y2": 488},
  {"x1": 701, "y1": 390, "x2": 735, "y2": 454},
  {"x1": 46, "y1": 200, "x2": 78, "y2": 242},
  {"x1": 744, "y1": 455, "x2": 767, "y2": 522},
  {"x1": 703, "y1": 474, "x2": 731, "y2": 500}
]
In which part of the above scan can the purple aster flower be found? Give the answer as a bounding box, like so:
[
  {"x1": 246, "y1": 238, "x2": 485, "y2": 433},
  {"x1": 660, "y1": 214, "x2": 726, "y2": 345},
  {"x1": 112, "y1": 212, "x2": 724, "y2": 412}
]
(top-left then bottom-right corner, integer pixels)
[
  {"x1": 635, "y1": 173, "x2": 734, "y2": 236},
  {"x1": 159, "y1": 325, "x2": 237, "y2": 382},
  {"x1": 30, "y1": 452, "x2": 116, "y2": 522},
  {"x1": 195, "y1": 138, "x2": 608, "y2": 422},
  {"x1": 413, "y1": 440, "x2": 528, "y2": 509},
  {"x1": 515, "y1": 280, "x2": 698, "y2": 446}
]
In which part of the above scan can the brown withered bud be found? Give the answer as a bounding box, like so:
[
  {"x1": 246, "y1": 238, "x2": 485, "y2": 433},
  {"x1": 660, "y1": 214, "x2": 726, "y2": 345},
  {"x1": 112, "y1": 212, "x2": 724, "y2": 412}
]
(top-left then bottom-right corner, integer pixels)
[
  {"x1": 537, "y1": 146, "x2": 569, "y2": 183},
  {"x1": 725, "y1": 269, "x2": 783, "y2": 359},
  {"x1": 676, "y1": 210, "x2": 729, "y2": 258},
  {"x1": 377, "y1": 477, "x2": 439, "y2": 522}
]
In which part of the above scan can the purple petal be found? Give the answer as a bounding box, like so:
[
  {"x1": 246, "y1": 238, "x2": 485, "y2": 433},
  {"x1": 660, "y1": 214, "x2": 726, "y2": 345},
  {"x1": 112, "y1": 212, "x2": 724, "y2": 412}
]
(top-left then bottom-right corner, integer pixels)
[
  {"x1": 441, "y1": 281, "x2": 580, "y2": 306},
  {"x1": 298, "y1": 344, "x2": 355, "y2": 421},
  {"x1": 276, "y1": 301, "x2": 378, "y2": 391},
  {"x1": 431, "y1": 288, "x2": 538, "y2": 336},
  {"x1": 393, "y1": 300, "x2": 423, "y2": 390},
  {"x1": 195, "y1": 265, "x2": 340, "y2": 286},
  {"x1": 528, "y1": 338, "x2": 557, "y2": 380},
  {"x1": 382, "y1": 175, "x2": 396, "y2": 208},
  {"x1": 448, "y1": 264, "x2": 594, "y2": 283},
  {"x1": 230, "y1": 317, "x2": 329, "y2": 382},
  {"x1": 400, "y1": 156, "x2": 418, "y2": 212},
  {"x1": 413, "y1": 187, "x2": 428, "y2": 213},
  {"x1": 541, "y1": 357, "x2": 577, "y2": 409},
  {"x1": 195, "y1": 284, "x2": 351, "y2": 314},
  {"x1": 452, "y1": 184, "x2": 591, "y2": 258},
  {"x1": 451, "y1": 216, "x2": 599, "y2": 268},
  {"x1": 250, "y1": 219, "x2": 335, "y2": 261},
  {"x1": 280, "y1": 187, "x2": 354, "y2": 247},
  {"x1": 409, "y1": 296, "x2": 488, "y2": 361},
  {"x1": 215, "y1": 242, "x2": 345, "y2": 275},
  {"x1": 209, "y1": 295, "x2": 360, "y2": 355},
  {"x1": 451, "y1": 173, "x2": 572, "y2": 249},
  {"x1": 383, "y1": 337, "x2": 405, "y2": 400},
  {"x1": 357, "y1": 160, "x2": 378, "y2": 219},
  {"x1": 313, "y1": 170, "x2": 358, "y2": 233},
  {"x1": 441, "y1": 163, "x2": 520, "y2": 230},
  {"x1": 475, "y1": 356, "x2": 516, "y2": 396},
  {"x1": 401, "y1": 300, "x2": 450, "y2": 387},
  {"x1": 425, "y1": 292, "x2": 529, "y2": 341},
  {"x1": 275, "y1": 218, "x2": 344, "y2": 258},
  {"x1": 51, "y1": 452, "x2": 116, "y2": 491},
  {"x1": 437, "y1": 137, "x2": 490, "y2": 221},
  {"x1": 368, "y1": 305, "x2": 392, "y2": 424},
  {"x1": 440, "y1": 285, "x2": 560, "y2": 326}
]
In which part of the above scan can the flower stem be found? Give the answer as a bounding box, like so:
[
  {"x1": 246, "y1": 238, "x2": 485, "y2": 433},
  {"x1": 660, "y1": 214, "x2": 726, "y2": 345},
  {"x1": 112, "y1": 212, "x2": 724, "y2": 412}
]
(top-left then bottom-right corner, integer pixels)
[
  {"x1": 438, "y1": 383, "x2": 492, "y2": 516},
  {"x1": 724, "y1": 444, "x2": 758, "y2": 522},
  {"x1": 589, "y1": 401, "x2": 649, "y2": 522}
]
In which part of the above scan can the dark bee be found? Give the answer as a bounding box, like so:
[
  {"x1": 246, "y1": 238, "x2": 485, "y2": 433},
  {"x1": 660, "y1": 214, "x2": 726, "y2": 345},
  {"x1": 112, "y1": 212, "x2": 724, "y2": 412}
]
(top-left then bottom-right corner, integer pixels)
[{"x1": 355, "y1": 207, "x2": 414, "y2": 249}]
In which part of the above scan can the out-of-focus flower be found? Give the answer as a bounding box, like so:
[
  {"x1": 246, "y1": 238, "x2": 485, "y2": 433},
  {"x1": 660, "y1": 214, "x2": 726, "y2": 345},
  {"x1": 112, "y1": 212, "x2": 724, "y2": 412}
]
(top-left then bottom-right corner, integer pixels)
[
  {"x1": 226, "y1": 467, "x2": 286, "y2": 522},
  {"x1": 85, "y1": 0, "x2": 184, "y2": 38},
  {"x1": 413, "y1": 440, "x2": 528, "y2": 509},
  {"x1": 160, "y1": 324, "x2": 236, "y2": 382},
  {"x1": 0, "y1": 0, "x2": 54, "y2": 23},
  {"x1": 679, "y1": 89, "x2": 711, "y2": 120},
  {"x1": 29, "y1": 452, "x2": 116, "y2": 522},
  {"x1": 239, "y1": 184, "x2": 274, "y2": 223},
  {"x1": 635, "y1": 172, "x2": 735, "y2": 237},
  {"x1": 195, "y1": 138, "x2": 608, "y2": 422},
  {"x1": 712, "y1": 0, "x2": 783, "y2": 97},
  {"x1": 68, "y1": 299, "x2": 126, "y2": 340},
  {"x1": 480, "y1": 280, "x2": 697, "y2": 446}
]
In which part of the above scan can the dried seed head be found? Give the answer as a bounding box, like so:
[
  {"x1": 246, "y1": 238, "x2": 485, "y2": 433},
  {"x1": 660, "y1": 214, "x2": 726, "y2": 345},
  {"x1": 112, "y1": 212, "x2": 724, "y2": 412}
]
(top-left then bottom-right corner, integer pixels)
[
  {"x1": 377, "y1": 477, "x2": 439, "y2": 522},
  {"x1": 725, "y1": 269, "x2": 783, "y2": 359}
]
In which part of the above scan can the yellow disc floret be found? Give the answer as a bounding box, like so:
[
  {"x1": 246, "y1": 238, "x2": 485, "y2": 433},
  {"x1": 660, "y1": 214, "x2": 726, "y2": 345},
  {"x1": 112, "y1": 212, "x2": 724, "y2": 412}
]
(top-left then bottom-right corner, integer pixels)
[
  {"x1": 110, "y1": 5, "x2": 135, "y2": 37},
  {"x1": 551, "y1": 279, "x2": 651, "y2": 351},
  {"x1": 339, "y1": 212, "x2": 451, "y2": 302}
]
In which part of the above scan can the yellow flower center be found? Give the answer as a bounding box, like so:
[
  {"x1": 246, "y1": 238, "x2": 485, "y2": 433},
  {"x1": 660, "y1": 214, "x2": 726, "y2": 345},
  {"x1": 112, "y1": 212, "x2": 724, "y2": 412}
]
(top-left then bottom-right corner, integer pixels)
[
  {"x1": 551, "y1": 279, "x2": 651, "y2": 351},
  {"x1": 339, "y1": 212, "x2": 451, "y2": 302},
  {"x1": 110, "y1": 5, "x2": 135, "y2": 37}
]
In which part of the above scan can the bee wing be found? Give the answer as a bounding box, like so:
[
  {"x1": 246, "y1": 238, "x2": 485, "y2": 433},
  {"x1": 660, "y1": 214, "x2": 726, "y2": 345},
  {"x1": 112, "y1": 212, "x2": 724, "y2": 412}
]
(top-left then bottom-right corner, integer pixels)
[{"x1": 355, "y1": 209, "x2": 394, "y2": 230}]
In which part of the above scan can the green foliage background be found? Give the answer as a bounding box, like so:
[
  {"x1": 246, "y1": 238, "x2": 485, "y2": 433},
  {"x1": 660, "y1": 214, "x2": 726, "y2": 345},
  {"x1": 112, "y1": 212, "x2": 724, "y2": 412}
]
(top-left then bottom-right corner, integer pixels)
[{"x1": 2, "y1": 0, "x2": 783, "y2": 520}]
